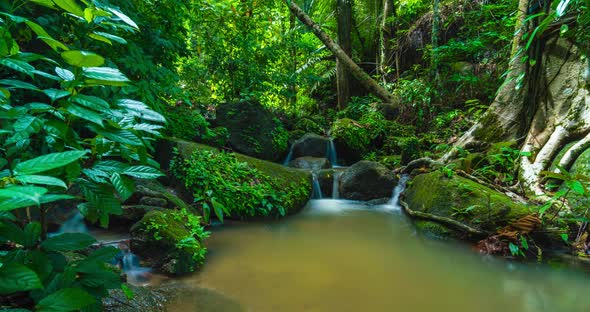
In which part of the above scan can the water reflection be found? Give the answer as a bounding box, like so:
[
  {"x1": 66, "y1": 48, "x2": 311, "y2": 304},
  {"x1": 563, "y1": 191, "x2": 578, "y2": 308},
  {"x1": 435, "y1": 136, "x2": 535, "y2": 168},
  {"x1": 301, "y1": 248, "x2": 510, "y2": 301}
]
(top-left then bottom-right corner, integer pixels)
[{"x1": 168, "y1": 200, "x2": 590, "y2": 312}]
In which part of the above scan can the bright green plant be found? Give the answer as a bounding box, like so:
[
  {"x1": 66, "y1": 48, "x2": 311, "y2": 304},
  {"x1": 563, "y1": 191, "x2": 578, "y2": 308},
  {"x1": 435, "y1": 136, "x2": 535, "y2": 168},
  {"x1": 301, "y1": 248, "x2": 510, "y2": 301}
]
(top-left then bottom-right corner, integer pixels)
[{"x1": 0, "y1": 0, "x2": 164, "y2": 309}]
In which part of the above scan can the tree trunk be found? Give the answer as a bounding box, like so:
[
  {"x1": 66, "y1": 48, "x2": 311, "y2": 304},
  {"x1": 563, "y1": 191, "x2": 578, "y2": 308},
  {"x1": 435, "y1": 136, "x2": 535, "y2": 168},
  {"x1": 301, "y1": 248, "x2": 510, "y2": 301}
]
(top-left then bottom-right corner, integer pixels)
[
  {"x1": 442, "y1": 0, "x2": 590, "y2": 197},
  {"x1": 285, "y1": 0, "x2": 398, "y2": 107},
  {"x1": 337, "y1": 0, "x2": 352, "y2": 109},
  {"x1": 378, "y1": 0, "x2": 396, "y2": 83},
  {"x1": 289, "y1": 13, "x2": 298, "y2": 107},
  {"x1": 431, "y1": 0, "x2": 441, "y2": 82}
]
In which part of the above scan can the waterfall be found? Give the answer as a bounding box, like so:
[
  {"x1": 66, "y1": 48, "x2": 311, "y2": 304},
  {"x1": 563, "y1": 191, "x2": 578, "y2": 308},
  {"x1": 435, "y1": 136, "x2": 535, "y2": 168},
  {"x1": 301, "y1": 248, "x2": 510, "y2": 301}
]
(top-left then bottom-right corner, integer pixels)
[
  {"x1": 327, "y1": 139, "x2": 338, "y2": 167},
  {"x1": 387, "y1": 175, "x2": 410, "y2": 210},
  {"x1": 58, "y1": 212, "x2": 88, "y2": 234},
  {"x1": 283, "y1": 144, "x2": 294, "y2": 166},
  {"x1": 120, "y1": 248, "x2": 152, "y2": 285},
  {"x1": 332, "y1": 171, "x2": 342, "y2": 199},
  {"x1": 312, "y1": 174, "x2": 323, "y2": 199}
]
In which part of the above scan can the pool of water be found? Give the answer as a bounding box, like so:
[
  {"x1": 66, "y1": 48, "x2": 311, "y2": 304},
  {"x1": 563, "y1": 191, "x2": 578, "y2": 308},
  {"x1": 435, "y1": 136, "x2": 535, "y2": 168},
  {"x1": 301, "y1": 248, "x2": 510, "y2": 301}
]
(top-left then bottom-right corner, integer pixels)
[{"x1": 167, "y1": 199, "x2": 590, "y2": 312}]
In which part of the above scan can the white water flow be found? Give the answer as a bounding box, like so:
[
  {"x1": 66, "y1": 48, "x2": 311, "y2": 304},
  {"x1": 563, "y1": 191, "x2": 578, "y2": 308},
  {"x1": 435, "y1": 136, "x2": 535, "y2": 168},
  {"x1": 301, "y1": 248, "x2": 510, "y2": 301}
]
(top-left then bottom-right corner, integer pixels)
[
  {"x1": 382, "y1": 174, "x2": 410, "y2": 212},
  {"x1": 327, "y1": 139, "x2": 338, "y2": 167},
  {"x1": 57, "y1": 212, "x2": 88, "y2": 233},
  {"x1": 282, "y1": 144, "x2": 294, "y2": 166},
  {"x1": 332, "y1": 171, "x2": 342, "y2": 199},
  {"x1": 311, "y1": 173, "x2": 323, "y2": 199}
]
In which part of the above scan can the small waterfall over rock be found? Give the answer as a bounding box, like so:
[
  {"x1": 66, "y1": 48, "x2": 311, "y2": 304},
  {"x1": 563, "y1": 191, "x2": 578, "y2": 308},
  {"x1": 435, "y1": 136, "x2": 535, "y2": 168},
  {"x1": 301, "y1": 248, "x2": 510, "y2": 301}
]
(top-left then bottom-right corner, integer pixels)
[
  {"x1": 283, "y1": 144, "x2": 295, "y2": 166},
  {"x1": 386, "y1": 175, "x2": 410, "y2": 211},
  {"x1": 58, "y1": 212, "x2": 88, "y2": 233},
  {"x1": 312, "y1": 173, "x2": 323, "y2": 199},
  {"x1": 120, "y1": 247, "x2": 152, "y2": 285},
  {"x1": 327, "y1": 139, "x2": 338, "y2": 167},
  {"x1": 332, "y1": 171, "x2": 342, "y2": 199}
]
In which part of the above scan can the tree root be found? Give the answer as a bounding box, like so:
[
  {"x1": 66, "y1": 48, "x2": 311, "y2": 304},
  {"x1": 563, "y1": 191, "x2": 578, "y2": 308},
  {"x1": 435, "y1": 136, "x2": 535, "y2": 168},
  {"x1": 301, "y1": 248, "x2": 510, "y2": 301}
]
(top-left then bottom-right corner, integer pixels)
[
  {"x1": 399, "y1": 200, "x2": 488, "y2": 237},
  {"x1": 557, "y1": 131, "x2": 590, "y2": 172},
  {"x1": 454, "y1": 170, "x2": 529, "y2": 205}
]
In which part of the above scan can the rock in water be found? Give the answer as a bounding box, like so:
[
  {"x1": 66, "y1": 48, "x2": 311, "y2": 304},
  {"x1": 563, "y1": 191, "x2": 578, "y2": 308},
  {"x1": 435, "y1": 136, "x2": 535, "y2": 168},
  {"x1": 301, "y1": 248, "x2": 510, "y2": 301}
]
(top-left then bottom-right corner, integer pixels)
[
  {"x1": 290, "y1": 133, "x2": 331, "y2": 159},
  {"x1": 289, "y1": 157, "x2": 332, "y2": 170},
  {"x1": 339, "y1": 161, "x2": 398, "y2": 200}
]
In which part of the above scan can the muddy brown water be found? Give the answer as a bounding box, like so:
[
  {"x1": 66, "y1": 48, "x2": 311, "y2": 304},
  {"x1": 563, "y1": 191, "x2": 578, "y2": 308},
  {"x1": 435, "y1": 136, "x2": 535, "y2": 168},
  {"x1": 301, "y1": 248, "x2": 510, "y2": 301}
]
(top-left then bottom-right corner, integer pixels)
[{"x1": 166, "y1": 199, "x2": 590, "y2": 312}]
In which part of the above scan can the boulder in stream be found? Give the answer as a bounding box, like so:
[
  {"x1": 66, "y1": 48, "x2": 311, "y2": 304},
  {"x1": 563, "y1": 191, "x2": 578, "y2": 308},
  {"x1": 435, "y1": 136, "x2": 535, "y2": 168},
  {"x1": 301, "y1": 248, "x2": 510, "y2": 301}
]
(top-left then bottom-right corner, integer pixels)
[
  {"x1": 339, "y1": 161, "x2": 398, "y2": 200},
  {"x1": 290, "y1": 133, "x2": 331, "y2": 159},
  {"x1": 405, "y1": 171, "x2": 531, "y2": 237}
]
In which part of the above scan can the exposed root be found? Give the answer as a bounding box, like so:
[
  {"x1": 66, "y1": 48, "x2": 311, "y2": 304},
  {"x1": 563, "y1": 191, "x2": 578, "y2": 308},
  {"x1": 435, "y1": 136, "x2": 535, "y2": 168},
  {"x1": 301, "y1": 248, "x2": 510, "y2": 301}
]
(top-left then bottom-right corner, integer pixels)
[
  {"x1": 557, "y1": 131, "x2": 590, "y2": 172},
  {"x1": 454, "y1": 170, "x2": 528, "y2": 204},
  {"x1": 400, "y1": 200, "x2": 488, "y2": 237}
]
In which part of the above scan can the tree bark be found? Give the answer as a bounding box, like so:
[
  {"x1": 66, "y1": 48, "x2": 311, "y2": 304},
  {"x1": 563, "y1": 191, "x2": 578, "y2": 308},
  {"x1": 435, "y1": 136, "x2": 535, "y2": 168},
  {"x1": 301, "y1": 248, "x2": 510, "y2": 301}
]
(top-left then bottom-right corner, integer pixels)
[
  {"x1": 286, "y1": 0, "x2": 398, "y2": 107},
  {"x1": 378, "y1": 0, "x2": 396, "y2": 82},
  {"x1": 337, "y1": 0, "x2": 352, "y2": 109}
]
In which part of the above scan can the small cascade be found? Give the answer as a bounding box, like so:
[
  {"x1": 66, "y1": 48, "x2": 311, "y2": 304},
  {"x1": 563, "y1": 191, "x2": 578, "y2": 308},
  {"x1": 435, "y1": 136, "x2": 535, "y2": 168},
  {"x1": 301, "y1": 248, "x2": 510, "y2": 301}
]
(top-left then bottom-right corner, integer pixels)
[
  {"x1": 327, "y1": 139, "x2": 338, "y2": 167},
  {"x1": 332, "y1": 171, "x2": 342, "y2": 199},
  {"x1": 388, "y1": 175, "x2": 410, "y2": 209},
  {"x1": 312, "y1": 173, "x2": 323, "y2": 199},
  {"x1": 120, "y1": 247, "x2": 152, "y2": 285},
  {"x1": 57, "y1": 212, "x2": 88, "y2": 234},
  {"x1": 283, "y1": 145, "x2": 295, "y2": 166}
]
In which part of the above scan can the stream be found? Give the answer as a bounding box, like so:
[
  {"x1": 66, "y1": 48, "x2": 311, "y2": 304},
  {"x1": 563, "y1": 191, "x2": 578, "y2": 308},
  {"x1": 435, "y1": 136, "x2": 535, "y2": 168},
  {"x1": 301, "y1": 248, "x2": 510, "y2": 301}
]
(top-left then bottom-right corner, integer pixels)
[{"x1": 165, "y1": 199, "x2": 590, "y2": 312}]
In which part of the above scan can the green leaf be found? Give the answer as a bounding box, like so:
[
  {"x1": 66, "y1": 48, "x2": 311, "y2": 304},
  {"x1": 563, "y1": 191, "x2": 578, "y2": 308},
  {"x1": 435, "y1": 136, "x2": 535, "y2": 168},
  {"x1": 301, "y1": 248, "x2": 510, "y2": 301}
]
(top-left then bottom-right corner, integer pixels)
[
  {"x1": 82, "y1": 67, "x2": 129, "y2": 84},
  {"x1": 110, "y1": 173, "x2": 134, "y2": 201},
  {"x1": 0, "y1": 186, "x2": 48, "y2": 206},
  {"x1": 0, "y1": 262, "x2": 43, "y2": 295},
  {"x1": 520, "y1": 235, "x2": 529, "y2": 250},
  {"x1": 23, "y1": 221, "x2": 41, "y2": 247},
  {"x1": 508, "y1": 242, "x2": 520, "y2": 257},
  {"x1": 107, "y1": 8, "x2": 139, "y2": 30},
  {"x1": 29, "y1": 0, "x2": 56, "y2": 9},
  {"x1": 566, "y1": 180, "x2": 585, "y2": 195},
  {"x1": 121, "y1": 284, "x2": 134, "y2": 300},
  {"x1": 0, "y1": 58, "x2": 35, "y2": 76},
  {"x1": 15, "y1": 175, "x2": 67, "y2": 189},
  {"x1": 52, "y1": 0, "x2": 85, "y2": 18},
  {"x1": 87, "y1": 246, "x2": 120, "y2": 262},
  {"x1": 61, "y1": 50, "x2": 105, "y2": 67},
  {"x1": 117, "y1": 99, "x2": 166, "y2": 123},
  {"x1": 70, "y1": 94, "x2": 110, "y2": 112},
  {"x1": 24, "y1": 21, "x2": 68, "y2": 51},
  {"x1": 14, "y1": 150, "x2": 87, "y2": 175},
  {"x1": 211, "y1": 198, "x2": 225, "y2": 223},
  {"x1": 0, "y1": 79, "x2": 39, "y2": 91},
  {"x1": 41, "y1": 233, "x2": 96, "y2": 252},
  {"x1": 122, "y1": 166, "x2": 163, "y2": 179},
  {"x1": 88, "y1": 33, "x2": 112, "y2": 45},
  {"x1": 35, "y1": 288, "x2": 95, "y2": 312},
  {"x1": 43, "y1": 89, "x2": 71, "y2": 102},
  {"x1": 561, "y1": 233, "x2": 569, "y2": 243},
  {"x1": 55, "y1": 67, "x2": 75, "y2": 81},
  {"x1": 92, "y1": 31, "x2": 127, "y2": 44},
  {"x1": 0, "y1": 220, "x2": 25, "y2": 243},
  {"x1": 67, "y1": 104, "x2": 104, "y2": 127}
]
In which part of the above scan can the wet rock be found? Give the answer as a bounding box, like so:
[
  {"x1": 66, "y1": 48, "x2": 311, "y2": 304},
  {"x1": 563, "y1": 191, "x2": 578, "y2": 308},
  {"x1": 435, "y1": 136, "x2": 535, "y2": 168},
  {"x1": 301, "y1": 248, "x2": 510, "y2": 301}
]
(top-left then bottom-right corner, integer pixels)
[
  {"x1": 215, "y1": 101, "x2": 288, "y2": 161},
  {"x1": 130, "y1": 210, "x2": 206, "y2": 275},
  {"x1": 289, "y1": 157, "x2": 332, "y2": 170},
  {"x1": 103, "y1": 282, "x2": 185, "y2": 312},
  {"x1": 290, "y1": 133, "x2": 331, "y2": 159},
  {"x1": 405, "y1": 171, "x2": 530, "y2": 237},
  {"x1": 139, "y1": 196, "x2": 168, "y2": 208},
  {"x1": 339, "y1": 161, "x2": 398, "y2": 200}
]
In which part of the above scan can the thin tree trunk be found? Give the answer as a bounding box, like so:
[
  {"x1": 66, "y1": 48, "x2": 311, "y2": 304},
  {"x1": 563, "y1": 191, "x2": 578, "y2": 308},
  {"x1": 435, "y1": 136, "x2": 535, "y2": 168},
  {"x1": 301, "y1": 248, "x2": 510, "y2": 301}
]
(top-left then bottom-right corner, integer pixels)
[
  {"x1": 289, "y1": 13, "x2": 298, "y2": 107},
  {"x1": 431, "y1": 0, "x2": 440, "y2": 82},
  {"x1": 337, "y1": 0, "x2": 352, "y2": 109},
  {"x1": 378, "y1": 0, "x2": 396, "y2": 82},
  {"x1": 286, "y1": 0, "x2": 398, "y2": 107}
]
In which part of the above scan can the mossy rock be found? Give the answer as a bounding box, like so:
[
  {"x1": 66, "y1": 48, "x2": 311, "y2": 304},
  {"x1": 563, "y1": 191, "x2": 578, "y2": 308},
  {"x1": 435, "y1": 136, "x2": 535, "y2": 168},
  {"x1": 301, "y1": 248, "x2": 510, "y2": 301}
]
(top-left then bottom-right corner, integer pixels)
[
  {"x1": 405, "y1": 171, "x2": 531, "y2": 234},
  {"x1": 330, "y1": 118, "x2": 370, "y2": 163},
  {"x1": 413, "y1": 220, "x2": 457, "y2": 240},
  {"x1": 130, "y1": 210, "x2": 206, "y2": 275},
  {"x1": 340, "y1": 161, "x2": 398, "y2": 200},
  {"x1": 290, "y1": 133, "x2": 331, "y2": 159},
  {"x1": 215, "y1": 101, "x2": 288, "y2": 161},
  {"x1": 174, "y1": 139, "x2": 312, "y2": 216}
]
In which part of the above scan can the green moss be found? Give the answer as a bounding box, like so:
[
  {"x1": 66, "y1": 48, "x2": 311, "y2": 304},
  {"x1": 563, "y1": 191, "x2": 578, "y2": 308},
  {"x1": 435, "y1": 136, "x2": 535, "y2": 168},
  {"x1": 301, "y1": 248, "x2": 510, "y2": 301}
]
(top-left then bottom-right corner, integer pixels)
[
  {"x1": 413, "y1": 220, "x2": 455, "y2": 239},
  {"x1": 571, "y1": 147, "x2": 590, "y2": 176},
  {"x1": 472, "y1": 113, "x2": 505, "y2": 143},
  {"x1": 330, "y1": 118, "x2": 372, "y2": 154},
  {"x1": 173, "y1": 140, "x2": 311, "y2": 218},
  {"x1": 405, "y1": 171, "x2": 531, "y2": 232}
]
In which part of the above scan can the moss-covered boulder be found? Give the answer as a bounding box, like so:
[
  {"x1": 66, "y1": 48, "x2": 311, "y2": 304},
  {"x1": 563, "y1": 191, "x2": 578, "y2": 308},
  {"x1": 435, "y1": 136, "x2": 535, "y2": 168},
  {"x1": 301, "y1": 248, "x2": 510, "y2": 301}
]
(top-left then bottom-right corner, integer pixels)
[
  {"x1": 130, "y1": 209, "x2": 208, "y2": 275},
  {"x1": 215, "y1": 101, "x2": 288, "y2": 161},
  {"x1": 340, "y1": 161, "x2": 398, "y2": 200},
  {"x1": 174, "y1": 140, "x2": 312, "y2": 217},
  {"x1": 330, "y1": 118, "x2": 368, "y2": 164},
  {"x1": 405, "y1": 171, "x2": 531, "y2": 235},
  {"x1": 290, "y1": 133, "x2": 331, "y2": 159}
]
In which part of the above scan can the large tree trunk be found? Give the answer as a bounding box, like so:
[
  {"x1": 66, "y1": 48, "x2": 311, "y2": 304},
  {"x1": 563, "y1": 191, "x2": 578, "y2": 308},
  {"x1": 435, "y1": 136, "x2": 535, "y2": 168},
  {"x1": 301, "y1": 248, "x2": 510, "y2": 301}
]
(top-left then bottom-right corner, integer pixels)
[
  {"x1": 378, "y1": 0, "x2": 396, "y2": 82},
  {"x1": 442, "y1": 0, "x2": 590, "y2": 198},
  {"x1": 336, "y1": 0, "x2": 352, "y2": 109},
  {"x1": 286, "y1": 0, "x2": 398, "y2": 107}
]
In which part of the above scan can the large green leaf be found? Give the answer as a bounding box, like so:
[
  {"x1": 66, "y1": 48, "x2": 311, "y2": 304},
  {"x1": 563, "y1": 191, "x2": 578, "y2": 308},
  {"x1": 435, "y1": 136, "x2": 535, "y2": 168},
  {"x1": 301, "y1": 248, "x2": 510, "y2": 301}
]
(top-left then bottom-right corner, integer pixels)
[
  {"x1": 92, "y1": 31, "x2": 127, "y2": 44},
  {"x1": 13, "y1": 150, "x2": 87, "y2": 175},
  {"x1": 122, "y1": 166, "x2": 163, "y2": 179},
  {"x1": 43, "y1": 89, "x2": 71, "y2": 102},
  {"x1": 15, "y1": 175, "x2": 67, "y2": 189},
  {"x1": 0, "y1": 262, "x2": 43, "y2": 295},
  {"x1": 82, "y1": 67, "x2": 129, "y2": 84},
  {"x1": 107, "y1": 8, "x2": 139, "y2": 30},
  {"x1": 110, "y1": 173, "x2": 134, "y2": 201},
  {"x1": 117, "y1": 99, "x2": 166, "y2": 123},
  {"x1": 66, "y1": 103, "x2": 104, "y2": 127},
  {"x1": 0, "y1": 193, "x2": 74, "y2": 211},
  {"x1": 0, "y1": 79, "x2": 39, "y2": 91},
  {"x1": 70, "y1": 94, "x2": 109, "y2": 112},
  {"x1": 0, "y1": 186, "x2": 48, "y2": 206},
  {"x1": 23, "y1": 221, "x2": 41, "y2": 248},
  {"x1": 52, "y1": 0, "x2": 85, "y2": 18},
  {"x1": 41, "y1": 233, "x2": 96, "y2": 252},
  {"x1": 61, "y1": 50, "x2": 105, "y2": 67},
  {"x1": 55, "y1": 67, "x2": 75, "y2": 81},
  {"x1": 0, "y1": 58, "x2": 35, "y2": 76},
  {"x1": 24, "y1": 21, "x2": 68, "y2": 51},
  {"x1": 35, "y1": 288, "x2": 95, "y2": 312}
]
